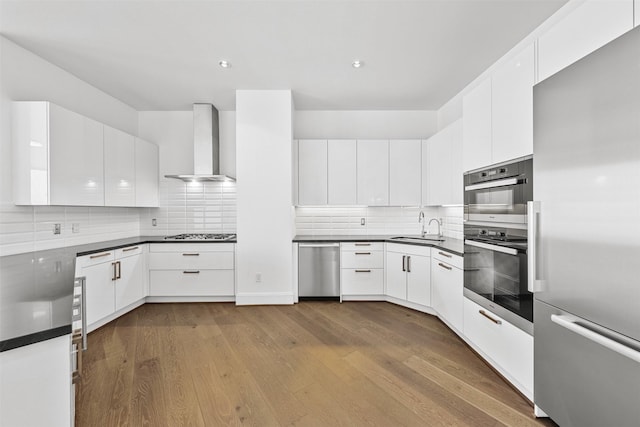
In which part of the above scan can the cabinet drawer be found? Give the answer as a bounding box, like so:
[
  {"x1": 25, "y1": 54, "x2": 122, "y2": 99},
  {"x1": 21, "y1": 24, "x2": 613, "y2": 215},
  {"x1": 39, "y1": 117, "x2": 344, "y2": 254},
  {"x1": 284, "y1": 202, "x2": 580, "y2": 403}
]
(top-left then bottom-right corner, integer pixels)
[
  {"x1": 463, "y1": 298, "x2": 533, "y2": 393},
  {"x1": 78, "y1": 251, "x2": 115, "y2": 268},
  {"x1": 432, "y1": 249, "x2": 463, "y2": 269},
  {"x1": 340, "y1": 242, "x2": 384, "y2": 251},
  {"x1": 115, "y1": 245, "x2": 144, "y2": 259},
  {"x1": 385, "y1": 242, "x2": 431, "y2": 257},
  {"x1": 340, "y1": 250, "x2": 384, "y2": 269},
  {"x1": 341, "y1": 269, "x2": 384, "y2": 295},
  {"x1": 148, "y1": 252, "x2": 234, "y2": 270},
  {"x1": 149, "y1": 243, "x2": 235, "y2": 253},
  {"x1": 149, "y1": 270, "x2": 235, "y2": 296}
]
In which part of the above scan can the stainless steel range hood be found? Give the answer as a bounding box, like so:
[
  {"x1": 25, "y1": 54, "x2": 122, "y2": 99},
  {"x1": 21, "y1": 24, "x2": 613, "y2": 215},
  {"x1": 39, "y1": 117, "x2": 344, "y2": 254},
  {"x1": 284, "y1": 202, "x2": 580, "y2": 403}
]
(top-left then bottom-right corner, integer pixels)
[{"x1": 165, "y1": 103, "x2": 235, "y2": 182}]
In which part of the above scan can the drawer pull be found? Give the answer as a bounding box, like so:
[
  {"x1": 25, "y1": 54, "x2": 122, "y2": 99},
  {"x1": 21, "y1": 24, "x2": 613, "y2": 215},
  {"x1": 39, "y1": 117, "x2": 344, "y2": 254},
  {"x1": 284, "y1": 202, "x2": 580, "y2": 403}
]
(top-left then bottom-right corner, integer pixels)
[
  {"x1": 123, "y1": 246, "x2": 139, "y2": 252},
  {"x1": 90, "y1": 252, "x2": 111, "y2": 259},
  {"x1": 438, "y1": 262, "x2": 452, "y2": 271},
  {"x1": 182, "y1": 253, "x2": 200, "y2": 256},
  {"x1": 355, "y1": 252, "x2": 371, "y2": 255},
  {"x1": 355, "y1": 270, "x2": 371, "y2": 273},
  {"x1": 183, "y1": 270, "x2": 200, "y2": 274},
  {"x1": 479, "y1": 310, "x2": 502, "y2": 325},
  {"x1": 354, "y1": 243, "x2": 371, "y2": 246},
  {"x1": 438, "y1": 251, "x2": 452, "y2": 258}
]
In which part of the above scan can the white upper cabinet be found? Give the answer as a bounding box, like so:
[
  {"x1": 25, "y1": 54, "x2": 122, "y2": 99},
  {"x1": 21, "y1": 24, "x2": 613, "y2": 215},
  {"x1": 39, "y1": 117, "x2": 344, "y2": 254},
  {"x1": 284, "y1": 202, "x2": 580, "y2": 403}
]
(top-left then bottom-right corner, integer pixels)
[
  {"x1": 12, "y1": 101, "x2": 105, "y2": 206},
  {"x1": 134, "y1": 137, "x2": 159, "y2": 207},
  {"x1": 328, "y1": 139, "x2": 357, "y2": 205},
  {"x1": 389, "y1": 139, "x2": 421, "y2": 206},
  {"x1": 538, "y1": 0, "x2": 633, "y2": 82},
  {"x1": 357, "y1": 140, "x2": 389, "y2": 206},
  {"x1": 425, "y1": 120, "x2": 463, "y2": 206},
  {"x1": 298, "y1": 139, "x2": 328, "y2": 205},
  {"x1": 104, "y1": 125, "x2": 136, "y2": 207},
  {"x1": 462, "y1": 78, "x2": 492, "y2": 172},
  {"x1": 492, "y1": 43, "x2": 535, "y2": 165}
]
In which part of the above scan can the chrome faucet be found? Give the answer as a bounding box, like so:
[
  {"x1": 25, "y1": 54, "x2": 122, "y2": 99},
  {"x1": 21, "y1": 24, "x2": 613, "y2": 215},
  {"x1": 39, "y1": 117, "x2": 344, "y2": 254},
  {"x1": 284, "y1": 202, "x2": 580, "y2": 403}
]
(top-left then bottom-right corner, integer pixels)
[
  {"x1": 429, "y1": 218, "x2": 442, "y2": 238},
  {"x1": 418, "y1": 211, "x2": 425, "y2": 237}
]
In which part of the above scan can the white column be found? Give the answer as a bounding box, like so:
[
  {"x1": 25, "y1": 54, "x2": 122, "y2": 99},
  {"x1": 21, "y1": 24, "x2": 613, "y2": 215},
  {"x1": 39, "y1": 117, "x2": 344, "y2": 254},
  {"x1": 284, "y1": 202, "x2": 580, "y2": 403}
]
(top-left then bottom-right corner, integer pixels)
[{"x1": 235, "y1": 90, "x2": 294, "y2": 305}]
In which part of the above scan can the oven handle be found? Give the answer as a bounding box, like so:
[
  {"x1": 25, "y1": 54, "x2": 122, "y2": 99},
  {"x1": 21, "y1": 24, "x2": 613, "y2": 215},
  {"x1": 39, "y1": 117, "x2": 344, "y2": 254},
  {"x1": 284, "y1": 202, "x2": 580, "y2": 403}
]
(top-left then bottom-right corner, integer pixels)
[
  {"x1": 464, "y1": 177, "x2": 523, "y2": 191},
  {"x1": 464, "y1": 239, "x2": 518, "y2": 256}
]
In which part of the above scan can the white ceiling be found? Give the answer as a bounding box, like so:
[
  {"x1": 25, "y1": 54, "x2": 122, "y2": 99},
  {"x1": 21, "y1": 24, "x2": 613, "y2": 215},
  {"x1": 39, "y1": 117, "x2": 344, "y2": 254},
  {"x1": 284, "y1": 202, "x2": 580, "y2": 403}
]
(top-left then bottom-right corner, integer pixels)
[{"x1": 0, "y1": 0, "x2": 567, "y2": 111}]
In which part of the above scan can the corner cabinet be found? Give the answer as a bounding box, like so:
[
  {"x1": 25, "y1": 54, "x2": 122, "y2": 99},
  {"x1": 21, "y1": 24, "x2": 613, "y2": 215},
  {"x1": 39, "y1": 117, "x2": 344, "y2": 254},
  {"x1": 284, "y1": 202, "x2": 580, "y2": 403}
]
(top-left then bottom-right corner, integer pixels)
[
  {"x1": 385, "y1": 243, "x2": 431, "y2": 307},
  {"x1": 135, "y1": 137, "x2": 159, "y2": 207},
  {"x1": 12, "y1": 101, "x2": 105, "y2": 206}
]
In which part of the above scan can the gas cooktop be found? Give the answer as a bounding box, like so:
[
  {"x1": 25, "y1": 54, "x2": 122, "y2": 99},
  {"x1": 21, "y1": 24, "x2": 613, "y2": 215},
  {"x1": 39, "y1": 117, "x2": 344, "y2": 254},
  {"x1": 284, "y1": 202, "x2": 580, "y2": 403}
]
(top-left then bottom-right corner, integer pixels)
[{"x1": 164, "y1": 233, "x2": 236, "y2": 241}]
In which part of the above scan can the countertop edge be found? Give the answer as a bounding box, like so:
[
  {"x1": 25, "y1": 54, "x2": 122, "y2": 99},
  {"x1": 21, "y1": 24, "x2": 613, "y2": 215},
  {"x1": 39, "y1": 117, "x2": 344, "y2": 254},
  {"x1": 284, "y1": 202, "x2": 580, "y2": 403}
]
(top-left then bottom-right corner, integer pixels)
[
  {"x1": 76, "y1": 237, "x2": 237, "y2": 257},
  {"x1": 0, "y1": 324, "x2": 72, "y2": 353}
]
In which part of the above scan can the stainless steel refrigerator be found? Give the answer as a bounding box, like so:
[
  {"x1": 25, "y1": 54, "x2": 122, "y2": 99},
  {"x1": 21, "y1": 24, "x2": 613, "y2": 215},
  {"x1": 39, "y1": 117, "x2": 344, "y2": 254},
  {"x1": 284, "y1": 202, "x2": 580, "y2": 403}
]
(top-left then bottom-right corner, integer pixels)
[{"x1": 531, "y1": 25, "x2": 640, "y2": 426}]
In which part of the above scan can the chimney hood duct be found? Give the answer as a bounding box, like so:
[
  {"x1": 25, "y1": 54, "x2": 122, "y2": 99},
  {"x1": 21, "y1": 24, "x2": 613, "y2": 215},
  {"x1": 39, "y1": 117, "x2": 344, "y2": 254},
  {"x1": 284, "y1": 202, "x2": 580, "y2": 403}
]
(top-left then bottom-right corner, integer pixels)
[{"x1": 165, "y1": 103, "x2": 235, "y2": 182}]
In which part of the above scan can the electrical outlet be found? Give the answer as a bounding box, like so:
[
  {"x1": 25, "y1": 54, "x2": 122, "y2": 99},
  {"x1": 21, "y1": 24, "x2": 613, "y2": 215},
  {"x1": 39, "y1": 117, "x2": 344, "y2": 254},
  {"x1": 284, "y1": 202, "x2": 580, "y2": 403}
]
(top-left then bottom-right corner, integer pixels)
[
  {"x1": 361, "y1": 218, "x2": 365, "y2": 226},
  {"x1": 255, "y1": 273, "x2": 262, "y2": 283},
  {"x1": 53, "y1": 223, "x2": 61, "y2": 235},
  {"x1": 72, "y1": 223, "x2": 80, "y2": 233},
  {"x1": 152, "y1": 218, "x2": 157, "y2": 226}
]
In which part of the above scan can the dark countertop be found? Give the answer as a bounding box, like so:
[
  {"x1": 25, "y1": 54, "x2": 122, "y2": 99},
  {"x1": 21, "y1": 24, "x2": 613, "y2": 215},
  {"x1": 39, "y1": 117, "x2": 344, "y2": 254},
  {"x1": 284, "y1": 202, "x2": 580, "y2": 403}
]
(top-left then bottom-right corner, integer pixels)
[
  {"x1": 293, "y1": 234, "x2": 464, "y2": 257},
  {"x1": 0, "y1": 236, "x2": 237, "y2": 352}
]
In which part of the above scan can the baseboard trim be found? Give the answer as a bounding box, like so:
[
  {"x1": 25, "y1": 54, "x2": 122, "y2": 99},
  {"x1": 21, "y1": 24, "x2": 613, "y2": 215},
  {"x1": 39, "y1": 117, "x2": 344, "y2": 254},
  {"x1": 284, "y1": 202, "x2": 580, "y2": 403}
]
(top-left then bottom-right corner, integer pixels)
[
  {"x1": 385, "y1": 296, "x2": 437, "y2": 316},
  {"x1": 235, "y1": 292, "x2": 295, "y2": 306},
  {"x1": 145, "y1": 296, "x2": 235, "y2": 303}
]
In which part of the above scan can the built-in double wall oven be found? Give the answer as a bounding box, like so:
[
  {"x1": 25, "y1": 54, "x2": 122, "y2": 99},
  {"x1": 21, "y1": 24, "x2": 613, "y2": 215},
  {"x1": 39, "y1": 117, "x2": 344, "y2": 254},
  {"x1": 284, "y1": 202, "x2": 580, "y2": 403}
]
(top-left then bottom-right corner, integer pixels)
[{"x1": 463, "y1": 157, "x2": 533, "y2": 334}]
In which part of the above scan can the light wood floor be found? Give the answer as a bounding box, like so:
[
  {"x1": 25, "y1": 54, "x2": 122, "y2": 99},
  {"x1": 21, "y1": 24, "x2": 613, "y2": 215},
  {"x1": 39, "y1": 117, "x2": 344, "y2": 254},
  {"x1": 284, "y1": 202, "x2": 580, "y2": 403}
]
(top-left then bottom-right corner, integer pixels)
[{"x1": 76, "y1": 302, "x2": 556, "y2": 426}]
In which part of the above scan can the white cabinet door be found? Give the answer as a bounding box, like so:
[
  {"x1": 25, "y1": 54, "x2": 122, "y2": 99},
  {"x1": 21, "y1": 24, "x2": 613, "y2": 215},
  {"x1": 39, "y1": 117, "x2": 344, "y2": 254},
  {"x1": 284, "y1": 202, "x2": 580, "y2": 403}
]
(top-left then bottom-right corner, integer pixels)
[
  {"x1": 292, "y1": 140, "x2": 299, "y2": 206},
  {"x1": 450, "y1": 120, "x2": 463, "y2": 205},
  {"x1": 83, "y1": 259, "x2": 116, "y2": 326},
  {"x1": 104, "y1": 125, "x2": 136, "y2": 206},
  {"x1": 49, "y1": 104, "x2": 105, "y2": 206},
  {"x1": 298, "y1": 139, "x2": 328, "y2": 205},
  {"x1": 328, "y1": 139, "x2": 357, "y2": 205},
  {"x1": 389, "y1": 139, "x2": 421, "y2": 206},
  {"x1": 462, "y1": 78, "x2": 492, "y2": 172},
  {"x1": 385, "y1": 251, "x2": 407, "y2": 299},
  {"x1": 425, "y1": 131, "x2": 449, "y2": 206},
  {"x1": 357, "y1": 140, "x2": 389, "y2": 206},
  {"x1": 538, "y1": 0, "x2": 633, "y2": 82},
  {"x1": 492, "y1": 43, "x2": 535, "y2": 164},
  {"x1": 636, "y1": 0, "x2": 639, "y2": 27},
  {"x1": 115, "y1": 253, "x2": 144, "y2": 311},
  {"x1": 135, "y1": 137, "x2": 159, "y2": 207},
  {"x1": 406, "y1": 254, "x2": 430, "y2": 307},
  {"x1": 431, "y1": 256, "x2": 463, "y2": 332}
]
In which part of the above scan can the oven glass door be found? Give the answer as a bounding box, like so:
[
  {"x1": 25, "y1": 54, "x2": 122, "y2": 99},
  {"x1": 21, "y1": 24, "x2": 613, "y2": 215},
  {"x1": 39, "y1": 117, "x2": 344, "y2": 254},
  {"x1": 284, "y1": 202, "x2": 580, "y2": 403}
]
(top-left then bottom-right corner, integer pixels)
[
  {"x1": 464, "y1": 242, "x2": 532, "y2": 322},
  {"x1": 465, "y1": 182, "x2": 527, "y2": 223}
]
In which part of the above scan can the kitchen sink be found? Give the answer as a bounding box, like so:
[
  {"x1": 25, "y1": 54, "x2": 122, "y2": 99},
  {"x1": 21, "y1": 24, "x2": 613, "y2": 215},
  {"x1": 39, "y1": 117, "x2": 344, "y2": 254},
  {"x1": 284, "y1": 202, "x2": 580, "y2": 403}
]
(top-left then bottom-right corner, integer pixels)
[{"x1": 389, "y1": 236, "x2": 445, "y2": 243}]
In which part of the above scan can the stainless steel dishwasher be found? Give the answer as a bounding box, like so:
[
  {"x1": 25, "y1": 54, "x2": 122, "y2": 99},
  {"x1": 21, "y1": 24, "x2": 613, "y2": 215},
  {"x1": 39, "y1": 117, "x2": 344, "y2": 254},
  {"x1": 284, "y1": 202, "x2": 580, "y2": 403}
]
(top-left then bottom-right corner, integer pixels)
[{"x1": 298, "y1": 243, "x2": 340, "y2": 300}]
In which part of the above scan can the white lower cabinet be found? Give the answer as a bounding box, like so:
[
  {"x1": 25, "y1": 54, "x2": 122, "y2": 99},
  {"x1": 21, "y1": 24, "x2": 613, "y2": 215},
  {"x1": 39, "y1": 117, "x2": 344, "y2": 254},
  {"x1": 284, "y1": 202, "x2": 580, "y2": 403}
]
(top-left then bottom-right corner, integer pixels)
[
  {"x1": 385, "y1": 243, "x2": 431, "y2": 307},
  {"x1": 148, "y1": 243, "x2": 235, "y2": 297},
  {"x1": 0, "y1": 335, "x2": 72, "y2": 427},
  {"x1": 78, "y1": 245, "x2": 145, "y2": 329},
  {"x1": 463, "y1": 297, "x2": 533, "y2": 399},
  {"x1": 340, "y1": 242, "x2": 384, "y2": 297},
  {"x1": 430, "y1": 249, "x2": 463, "y2": 332}
]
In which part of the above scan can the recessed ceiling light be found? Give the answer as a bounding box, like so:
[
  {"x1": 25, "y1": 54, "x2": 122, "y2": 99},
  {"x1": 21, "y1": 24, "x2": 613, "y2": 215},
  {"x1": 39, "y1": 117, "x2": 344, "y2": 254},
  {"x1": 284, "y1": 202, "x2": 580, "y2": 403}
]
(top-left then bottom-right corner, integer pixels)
[
  {"x1": 352, "y1": 60, "x2": 363, "y2": 68},
  {"x1": 219, "y1": 60, "x2": 231, "y2": 68}
]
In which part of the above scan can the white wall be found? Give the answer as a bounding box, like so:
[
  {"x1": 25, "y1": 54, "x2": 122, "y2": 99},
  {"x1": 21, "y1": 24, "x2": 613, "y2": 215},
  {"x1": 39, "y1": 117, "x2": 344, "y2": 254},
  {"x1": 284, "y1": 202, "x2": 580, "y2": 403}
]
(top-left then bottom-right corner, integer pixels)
[
  {"x1": 0, "y1": 36, "x2": 140, "y2": 255},
  {"x1": 236, "y1": 90, "x2": 294, "y2": 305},
  {"x1": 294, "y1": 110, "x2": 437, "y2": 139}
]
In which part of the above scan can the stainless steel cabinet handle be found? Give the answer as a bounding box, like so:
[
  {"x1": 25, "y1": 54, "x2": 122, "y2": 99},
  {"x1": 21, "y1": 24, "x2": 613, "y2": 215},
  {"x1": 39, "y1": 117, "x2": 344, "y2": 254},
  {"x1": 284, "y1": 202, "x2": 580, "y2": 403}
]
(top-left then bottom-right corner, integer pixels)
[
  {"x1": 407, "y1": 256, "x2": 411, "y2": 273},
  {"x1": 479, "y1": 310, "x2": 502, "y2": 325},
  {"x1": 123, "y1": 246, "x2": 139, "y2": 252},
  {"x1": 438, "y1": 251, "x2": 452, "y2": 258},
  {"x1": 90, "y1": 252, "x2": 111, "y2": 259},
  {"x1": 182, "y1": 253, "x2": 200, "y2": 256},
  {"x1": 355, "y1": 270, "x2": 371, "y2": 273},
  {"x1": 355, "y1": 252, "x2": 371, "y2": 255},
  {"x1": 402, "y1": 255, "x2": 406, "y2": 272},
  {"x1": 354, "y1": 243, "x2": 371, "y2": 246},
  {"x1": 116, "y1": 261, "x2": 121, "y2": 279},
  {"x1": 111, "y1": 262, "x2": 117, "y2": 281},
  {"x1": 183, "y1": 270, "x2": 200, "y2": 274},
  {"x1": 438, "y1": 262, "x2": 452, "y2": 271}
]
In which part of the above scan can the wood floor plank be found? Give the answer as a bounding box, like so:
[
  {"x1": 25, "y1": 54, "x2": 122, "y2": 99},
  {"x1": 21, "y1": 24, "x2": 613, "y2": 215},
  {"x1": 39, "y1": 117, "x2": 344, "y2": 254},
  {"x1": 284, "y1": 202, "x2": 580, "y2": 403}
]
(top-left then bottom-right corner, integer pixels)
[{"x1": 76, "y1": 302, "x2": 556, "y2": 427}]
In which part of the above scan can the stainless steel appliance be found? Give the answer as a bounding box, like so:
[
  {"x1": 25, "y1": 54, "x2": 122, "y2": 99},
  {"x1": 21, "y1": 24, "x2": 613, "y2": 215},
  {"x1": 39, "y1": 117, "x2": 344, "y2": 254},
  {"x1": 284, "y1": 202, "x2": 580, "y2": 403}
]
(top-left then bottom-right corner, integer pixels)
[
  {"x1": 464, "y1": 157, "x2": 532, "y2": 224},
  {"x1": 531, "y1": 25, "x2": 640, "y2": 426},
  {"x1": 298, "y1": 243, "x2": 340, "y2": 299},
  {"x1": 463, "y1": 225, "x2": 532, "y2": 334},
  {"x1": 164, "y1": 233, "x2": 236, "y2": 241},
  {"x1": 71, "y1": 276, "x2": 87, "y2": 384}
]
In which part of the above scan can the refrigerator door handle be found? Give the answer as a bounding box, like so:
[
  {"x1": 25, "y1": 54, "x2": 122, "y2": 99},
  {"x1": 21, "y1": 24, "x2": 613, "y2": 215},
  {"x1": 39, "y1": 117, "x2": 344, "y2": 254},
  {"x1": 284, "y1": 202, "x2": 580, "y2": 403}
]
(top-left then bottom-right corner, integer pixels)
[
  {"x1": 527, "y1": 201, "x2": 543, "y2": 292},
  {"x1": 551, "y1": 314, "x2": 640, "y2": 364}
]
